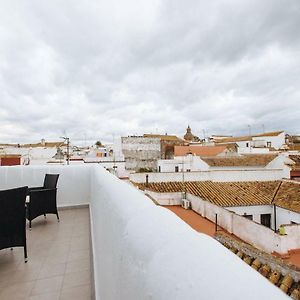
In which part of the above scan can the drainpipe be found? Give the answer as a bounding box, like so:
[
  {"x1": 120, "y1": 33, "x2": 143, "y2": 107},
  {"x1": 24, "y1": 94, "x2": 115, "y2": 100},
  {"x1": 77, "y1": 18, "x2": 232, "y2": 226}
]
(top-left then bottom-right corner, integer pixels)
[
  {"x1": 274, "y1": 204, "x2": 277, "y2": 233},
  {"x1": 145, "y1": 174, "x2": 149, "y2": 187},
  {"x1": 272, "y1": 181, "x2": 283, "y2": 232}
]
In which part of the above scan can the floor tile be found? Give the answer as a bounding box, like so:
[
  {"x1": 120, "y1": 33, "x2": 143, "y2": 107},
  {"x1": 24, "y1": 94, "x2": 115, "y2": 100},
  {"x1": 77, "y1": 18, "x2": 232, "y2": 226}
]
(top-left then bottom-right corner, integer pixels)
[
  {"x1": 0, "y1": 208, "x2": 92, "y2": 300},
  {"x1": 31, "y1": 276, "x2": 64, "y2": 296},
  {"x1": 62, "y1": 270, "x2": 91, "y2": 289},
  {"x1": 60, "y1": 284, "x2": 91, "y2": 300}
]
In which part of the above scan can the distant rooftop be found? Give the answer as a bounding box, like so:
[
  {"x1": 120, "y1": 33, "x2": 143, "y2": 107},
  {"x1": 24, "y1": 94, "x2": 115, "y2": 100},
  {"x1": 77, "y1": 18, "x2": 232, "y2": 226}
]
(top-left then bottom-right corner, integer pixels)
[
  {"x1": 0, "y1": 141, "x2": 65, "y2": 148},
  {"x1": 289, "y1": 155, "x2": 300, "y2": 171},
  {"x1": 213, "y1": 131, "x2": 284, "y2": 143},
  {"x1": 143, "y1": 133, "x2": 183, "y2": 141},
  {"x1": 174, "y1": 145, "x2": 229, "y2": 156},
  {"x1": 201, "y1": 154, "x2": 278, "y2": 167}
]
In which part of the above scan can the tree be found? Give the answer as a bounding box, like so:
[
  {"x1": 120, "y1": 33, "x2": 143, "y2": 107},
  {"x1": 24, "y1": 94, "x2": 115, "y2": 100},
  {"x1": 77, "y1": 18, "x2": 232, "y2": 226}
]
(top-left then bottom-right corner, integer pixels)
[{"x1": 95, "y1": 141, "x2": 103, "y2": 147}]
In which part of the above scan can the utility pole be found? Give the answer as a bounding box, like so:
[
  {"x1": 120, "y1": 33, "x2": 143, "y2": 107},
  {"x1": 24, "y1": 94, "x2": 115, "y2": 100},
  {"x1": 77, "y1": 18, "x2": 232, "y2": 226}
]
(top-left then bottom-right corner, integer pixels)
[
  {"x1": 182, "y1": 156, "x2": 186, "y2": 199},
  {"x1": 60, "y1": 136, "x2": 70, "y2": 165},
  {"x1": 248, "y1": 125, "x2": 252, "y2": 152},
  {"x1": 67, "y1": 137, "x2": 70, "y2": 165},
  {"x1": 248, "y1": 124, "x2": 251, "y2": 136}
]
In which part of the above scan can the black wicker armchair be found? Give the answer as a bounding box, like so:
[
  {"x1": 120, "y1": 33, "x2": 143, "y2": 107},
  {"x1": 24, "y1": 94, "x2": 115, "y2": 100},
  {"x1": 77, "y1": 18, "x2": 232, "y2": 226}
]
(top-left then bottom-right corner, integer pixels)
[
  {"x1": 26, "y1": 174, "x2": 60, "y2": 229},
  {"x1": 0, "y1": 186, "x2": 28, "y2": 262}
]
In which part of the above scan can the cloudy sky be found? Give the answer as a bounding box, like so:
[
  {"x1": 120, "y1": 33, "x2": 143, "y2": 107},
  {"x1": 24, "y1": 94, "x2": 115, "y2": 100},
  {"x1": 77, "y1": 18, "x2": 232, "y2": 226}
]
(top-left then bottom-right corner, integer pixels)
[{"x1": 0, "y1": 0, "x2": 300, "y2": 144}]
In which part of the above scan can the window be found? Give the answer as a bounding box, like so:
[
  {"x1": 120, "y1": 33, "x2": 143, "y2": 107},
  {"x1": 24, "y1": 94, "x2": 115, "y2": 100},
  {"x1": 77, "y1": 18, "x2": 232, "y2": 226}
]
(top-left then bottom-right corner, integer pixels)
[
  {"x1": 175, "y1": 166, "x2": 179, "y2": 172},
  {"x1": 243, "y1": 214, "x2": 253, "y2": 220},
  {"x1": 158, "y1": 166, "x2": 161, "y2": 172},
  {"x1": 246, "y1": 142, "x2": 249, "y2": 147},
  {"x1": 186, "y1": 169, "x2": 191, "y2": 172},
  {"x1": 267, "y1": 142, "x2": 272, "y2": 147},
  {"x1": 261, "y1": 214, "x2": 271, "y2": 228}
]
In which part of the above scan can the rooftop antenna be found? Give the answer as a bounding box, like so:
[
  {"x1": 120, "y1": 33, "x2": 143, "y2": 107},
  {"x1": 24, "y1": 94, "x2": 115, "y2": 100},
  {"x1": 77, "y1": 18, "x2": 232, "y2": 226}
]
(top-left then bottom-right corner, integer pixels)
[
  {"x1": 247, "y1": 125, "x2": 252, "y2": 152},
  {"x1": 262, "y1": 124, "x2": 265, "y2": 133},
  {"x1": 248, "y1": 124, "x2": 252, "y2": 136},
  {"x1": 113, "y1": 133, "x2": 116, "y2": 175}
]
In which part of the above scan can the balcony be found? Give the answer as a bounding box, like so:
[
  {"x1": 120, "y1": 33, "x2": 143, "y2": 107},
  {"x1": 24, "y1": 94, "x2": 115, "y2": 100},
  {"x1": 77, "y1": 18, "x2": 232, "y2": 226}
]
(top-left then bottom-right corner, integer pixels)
[
  {"x1": 0, "y1": 207, "x2": 91, "y2": 299},
  {"x1": 0, "y1": 165, "x2": 289, "y2": 299}
]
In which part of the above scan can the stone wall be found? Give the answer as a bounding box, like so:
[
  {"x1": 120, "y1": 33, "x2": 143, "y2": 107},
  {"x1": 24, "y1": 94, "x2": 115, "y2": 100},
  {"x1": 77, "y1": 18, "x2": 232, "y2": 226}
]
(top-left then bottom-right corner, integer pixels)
[
  {"x1": 160, "y1": 139, "x2": 185, "y2": 159},
  {"x1": 121, "y1": 137, "x2": 161, "y2": 171}
]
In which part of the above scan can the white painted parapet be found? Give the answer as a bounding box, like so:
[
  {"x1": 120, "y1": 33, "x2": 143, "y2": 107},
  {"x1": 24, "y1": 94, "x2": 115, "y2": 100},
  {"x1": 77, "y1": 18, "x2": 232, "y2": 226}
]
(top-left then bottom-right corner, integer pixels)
[
  {"x1": 0, "y1": 165, "x2": 91, "y2": 207},
  {"x1": 90, "y1": 167, "x2": 287, "y2": 299},
  {"x1": 130, "y1": 168, "x2": 284, "y2": 183}
]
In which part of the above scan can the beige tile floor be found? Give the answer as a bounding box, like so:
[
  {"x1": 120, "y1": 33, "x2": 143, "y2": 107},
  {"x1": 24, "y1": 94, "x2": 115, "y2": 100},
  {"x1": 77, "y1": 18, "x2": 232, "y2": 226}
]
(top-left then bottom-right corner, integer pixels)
[{"x1": 0, "y1": 208, "x2": 92, "y2": 300}]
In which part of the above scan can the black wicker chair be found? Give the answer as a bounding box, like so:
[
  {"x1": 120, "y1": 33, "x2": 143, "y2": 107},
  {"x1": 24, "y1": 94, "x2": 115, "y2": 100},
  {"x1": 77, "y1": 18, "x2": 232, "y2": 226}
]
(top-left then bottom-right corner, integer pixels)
[
  {"x1": 27, "y1": 174, "x2": 60, "y2": 229},
  {"x1": 0, "y1": 186, "x2": 28, "y2": 262}
]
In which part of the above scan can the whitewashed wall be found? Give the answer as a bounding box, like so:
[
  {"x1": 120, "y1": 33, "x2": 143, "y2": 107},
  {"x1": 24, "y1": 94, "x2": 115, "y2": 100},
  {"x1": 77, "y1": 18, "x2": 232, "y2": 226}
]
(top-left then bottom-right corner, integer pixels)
[
  {"x1": 276, "y1": 206, "x2": 300, "y2": 226},
  {"x1": 157, "y1": 156, "x2": 209, "y2": 172},
  {"x1": 145, "y1": 191, "x2": 182, "y2": 205},
  {"x1": 84, "y1": 161, "x2": 128, "y2": 178},
  {"x1": 147, "y1": 191, "x2": 300, "y2": 254},
  {"x1": 130, "y1": 168, "x2": 284, "y2": 183},
  {"x1": 0, "y1": 165, "x2": 91, "y2": 207},
  {"x1": 238, "y1": 147, "x2": 270, "y2": 154},
  {"x1": 266, "y1": 154, "x2": 291, "y2": 179},
  {"x1": 227, "y1": 205, "x2": 274, "y2": 228},
  {"x1": 89, "y1": 167, "x2": 287, "y2": 300},
  {"x1": 253, "y1": 132, "x2": 285, "y2": 150},
  {"x1": 188, "y1": 194, "x2": 234, "y2": 233}
]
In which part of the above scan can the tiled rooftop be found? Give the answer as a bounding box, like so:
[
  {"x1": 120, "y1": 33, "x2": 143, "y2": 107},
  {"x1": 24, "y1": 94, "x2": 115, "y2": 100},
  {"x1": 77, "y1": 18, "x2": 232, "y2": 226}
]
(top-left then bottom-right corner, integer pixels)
[
  {"x1": 136, "y1": 180, "x2": 300, "y2": 212},
  {"x1": 201, "y1": 154, "x2": 277, "y2": 167},
  {"x1": 174, "y1": 145, "x2": 227, "y2": 156},
  {"x1": 289, "y1": 155, "x2": 300, "y2": 170},
  {"x1": 0, "y1": 207, "x2": 92, "y2": 300},
  {"x1": 214, "y1": 131, "x2": 283, "y2": 143},
  {"x1": 143, "y1": 134, "x2": 183, "y2": 141}
]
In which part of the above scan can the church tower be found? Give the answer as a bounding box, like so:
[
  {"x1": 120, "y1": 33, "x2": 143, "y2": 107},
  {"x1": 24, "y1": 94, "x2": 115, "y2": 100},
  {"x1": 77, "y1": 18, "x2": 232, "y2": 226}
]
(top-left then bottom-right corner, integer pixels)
[{"x1": 184, "y1": 125, "x2": 194, "y2": 141}]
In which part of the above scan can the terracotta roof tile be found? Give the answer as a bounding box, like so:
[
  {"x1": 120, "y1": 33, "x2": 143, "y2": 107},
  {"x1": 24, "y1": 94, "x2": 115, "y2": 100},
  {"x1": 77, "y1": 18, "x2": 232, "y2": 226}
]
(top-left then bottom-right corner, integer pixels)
[
  {"x1": 254, "y1": 131, "x2": 284, "y2": 137},
  {"x1": 201, "y1": 154, "x2": 277, "y2": 167},
  {"x1": 22, "y1": 141, "x2": 64, "y2": 148},
  {"x1": 136, "y1": 180, "x2": 300, "y2": 212},
  {"x1": 174, "y1": 145, "x2": 227, "y2": 156},
  {"x1": 214, "y1": 131, "x2": 284, "y2": 143},
  {"x1": 275, "y1": 181, "x2": 300, "y2": 213},
  {"x1": 289, "y1": 155, "x2": 300, "y2": 170},
  {"x1": 143, "y1": 134, "x2": 183, "y2": 141}
]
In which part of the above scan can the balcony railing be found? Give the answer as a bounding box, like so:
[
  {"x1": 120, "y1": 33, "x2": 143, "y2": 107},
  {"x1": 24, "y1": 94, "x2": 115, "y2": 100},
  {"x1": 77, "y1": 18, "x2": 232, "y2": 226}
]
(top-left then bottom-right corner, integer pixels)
[{"x1": 0, "y1": 165, "x2": 288, "y2": 299}]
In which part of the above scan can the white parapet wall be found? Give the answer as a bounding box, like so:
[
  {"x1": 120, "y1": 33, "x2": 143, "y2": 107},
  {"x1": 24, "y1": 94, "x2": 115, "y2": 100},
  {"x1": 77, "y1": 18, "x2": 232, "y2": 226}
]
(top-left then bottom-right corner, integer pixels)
[
  {"x1": 0, "y1": 165, "x2": 91, "y2": 207},
  {"x1": 130, "y1": 169, "x2": 284, "y2": 183},
  {"x1": 90, "y1": 167, "x2": 287, "y2": 299},
  {"x1": 0, "y1": 165, "x2": 288, "y2": 299},
  {"x1": 145, "y1": 190, "x2": 183, "y2": 205},
  {"x1": 147, "y1": 191, "x2": 300, "y2": 255}
]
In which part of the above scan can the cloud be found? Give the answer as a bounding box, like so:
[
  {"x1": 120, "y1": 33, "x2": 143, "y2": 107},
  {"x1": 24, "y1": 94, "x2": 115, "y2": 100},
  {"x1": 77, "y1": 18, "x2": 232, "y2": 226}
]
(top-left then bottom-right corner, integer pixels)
[{"x1": 0, "y1": 0, "x2": 300, "y2": 144}]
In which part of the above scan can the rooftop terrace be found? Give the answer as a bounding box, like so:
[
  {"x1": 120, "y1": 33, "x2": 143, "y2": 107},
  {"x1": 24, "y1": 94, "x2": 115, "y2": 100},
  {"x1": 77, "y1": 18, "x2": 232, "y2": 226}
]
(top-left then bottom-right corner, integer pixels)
[
  {"x1": 0, "y1": 165, "x2": 289, "y2": 299},
  {"x1": 0, "y1": 207, "x2": 91, "y2": 299}
]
